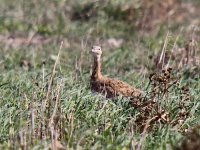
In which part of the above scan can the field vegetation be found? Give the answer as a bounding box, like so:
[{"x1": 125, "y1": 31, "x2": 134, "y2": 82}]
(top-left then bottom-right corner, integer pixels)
[{"x1": 0, "y1": 0, "x2": 200, "y2": 149}]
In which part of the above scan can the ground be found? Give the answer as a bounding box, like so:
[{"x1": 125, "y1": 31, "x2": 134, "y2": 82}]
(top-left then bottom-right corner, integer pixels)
[{"x1": 0, "y1": 0, "x2": 200, "y2": 149}]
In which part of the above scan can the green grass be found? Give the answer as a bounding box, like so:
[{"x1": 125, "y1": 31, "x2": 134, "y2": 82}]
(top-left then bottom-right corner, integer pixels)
[{"x1": 0, "y1": 0, "x2": 200, "y2": 149}]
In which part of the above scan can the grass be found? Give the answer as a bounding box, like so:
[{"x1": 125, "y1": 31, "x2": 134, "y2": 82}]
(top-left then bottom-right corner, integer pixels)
[{"x1": 0, "y1": 0, "x2": 200, "y2": 149}]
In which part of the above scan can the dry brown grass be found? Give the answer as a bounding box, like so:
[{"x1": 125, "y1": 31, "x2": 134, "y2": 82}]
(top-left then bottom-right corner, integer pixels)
[{"x1": 131, "y1": 67, "x2": 191, "y2": 133}]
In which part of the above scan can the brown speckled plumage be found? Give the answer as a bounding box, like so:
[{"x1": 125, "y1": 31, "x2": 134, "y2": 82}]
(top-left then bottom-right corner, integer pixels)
[{"x1": 90, "y1": 46, "x2": 142, "y2": 98}]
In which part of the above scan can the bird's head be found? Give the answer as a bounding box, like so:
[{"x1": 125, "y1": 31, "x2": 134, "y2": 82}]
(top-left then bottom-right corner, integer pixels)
[{"x1": 90, "y1": 46, "x2": 102, "y2": 59}]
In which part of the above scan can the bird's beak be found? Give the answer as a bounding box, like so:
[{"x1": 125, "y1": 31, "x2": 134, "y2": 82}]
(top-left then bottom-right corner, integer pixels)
[
  {"x1": 90, "y1": 48, "x2": 95, "y2": 54},
  {"x1": 90, "y1": 49, "x2": 93, "y2": 54}
]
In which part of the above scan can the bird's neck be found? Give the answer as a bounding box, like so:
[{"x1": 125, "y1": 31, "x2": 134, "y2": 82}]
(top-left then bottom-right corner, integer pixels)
[{"x1": 91, "y1": 55, "x2": 102, "y2": 80}]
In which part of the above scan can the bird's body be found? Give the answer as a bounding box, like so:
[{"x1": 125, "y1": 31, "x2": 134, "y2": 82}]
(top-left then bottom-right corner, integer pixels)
[
  {"x1": 90, "y1": 46, "x2": 142, "y2": 98},
  {"x1": 91, "y1": 76, "x2": 142, "y2": 98}
]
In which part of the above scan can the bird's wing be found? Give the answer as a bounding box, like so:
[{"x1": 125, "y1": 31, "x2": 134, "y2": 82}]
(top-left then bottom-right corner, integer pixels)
[{"x1": 100, "y1": 77, "x2": 142, "y2": 97}]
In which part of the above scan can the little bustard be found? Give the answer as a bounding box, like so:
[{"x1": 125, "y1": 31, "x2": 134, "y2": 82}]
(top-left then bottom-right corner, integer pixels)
[{"x1": 90, "y1": 46, "x2": 142, "y2": 98}]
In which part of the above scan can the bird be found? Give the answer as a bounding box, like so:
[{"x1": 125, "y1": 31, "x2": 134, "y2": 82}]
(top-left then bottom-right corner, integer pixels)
[{"x1": 90, "y1": 45, "x2": 143, "y2": 99}]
